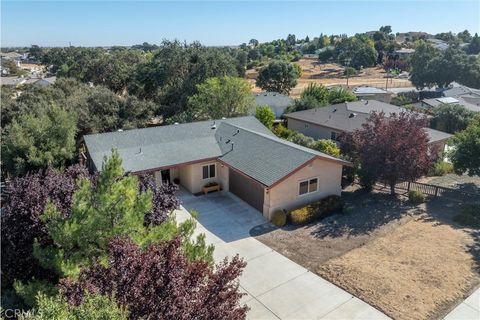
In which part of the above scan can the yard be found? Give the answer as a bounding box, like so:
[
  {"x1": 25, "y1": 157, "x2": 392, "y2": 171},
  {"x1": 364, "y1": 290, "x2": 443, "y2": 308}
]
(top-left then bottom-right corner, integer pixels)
[
  {"x1": 253, "y1": 187, "x2": 480, "y2": 319},
  {"x1": 247, "y1": 59, "x2": 412, "y2": 98}
]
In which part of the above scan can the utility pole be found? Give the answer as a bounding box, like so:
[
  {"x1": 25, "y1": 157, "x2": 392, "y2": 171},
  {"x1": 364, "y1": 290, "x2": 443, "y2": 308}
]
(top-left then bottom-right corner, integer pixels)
[{"x1": 344, "y1": 58, "x2": 351, "y2": 87}]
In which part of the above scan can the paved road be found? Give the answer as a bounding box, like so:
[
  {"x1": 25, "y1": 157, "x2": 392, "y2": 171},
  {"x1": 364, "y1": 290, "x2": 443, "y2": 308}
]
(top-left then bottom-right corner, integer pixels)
[
  {"x1": 176, "y1": 190, "x2": 389, "y2": 320},
  {"x1": 444, "y1": 288, "x2": 480, "y2": 320}
]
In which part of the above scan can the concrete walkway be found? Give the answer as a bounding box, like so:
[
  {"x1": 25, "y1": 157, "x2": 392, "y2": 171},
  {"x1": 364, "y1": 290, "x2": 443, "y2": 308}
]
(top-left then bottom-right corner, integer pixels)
[
  {"x1": 444, "y1": 288, "x2": 480, "y2": 320},
  {"x1": 176, "y1": 190, "x2": 389, "y2": 320}
]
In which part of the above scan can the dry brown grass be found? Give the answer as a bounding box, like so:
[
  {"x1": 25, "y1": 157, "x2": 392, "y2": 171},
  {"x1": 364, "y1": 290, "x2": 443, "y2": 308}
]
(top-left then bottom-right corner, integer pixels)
[
  {"x1": 317, "y1": 219, "x2": 478, "y2": 320},
  {"x1": 247, "y1": 59, "x2": 412, "y2": 98}
]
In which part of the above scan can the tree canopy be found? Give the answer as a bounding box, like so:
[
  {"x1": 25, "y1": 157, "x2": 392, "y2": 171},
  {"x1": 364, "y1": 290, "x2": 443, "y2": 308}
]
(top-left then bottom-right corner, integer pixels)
[
  {"x1": 1, "y1": 106, "x2": 77, "y2": 176},
  {"x1": 255, "y1": 105, "x2": 276, "y2": 129},
  {"x1": 256, "y1": 60, "x2": 298, "y2": 94},
  {"x1": 187, "y1": 76, "x2": 255, "y2": 120},
  {"x1": 450, "y1": 117, "x2": 480, "y2": 176},
  {"x1": 341, "y1": 111, "x2": 435, "y2": 194},
  {"x1": 430, "y1": 104, "x2": 476, "y2": 134}
]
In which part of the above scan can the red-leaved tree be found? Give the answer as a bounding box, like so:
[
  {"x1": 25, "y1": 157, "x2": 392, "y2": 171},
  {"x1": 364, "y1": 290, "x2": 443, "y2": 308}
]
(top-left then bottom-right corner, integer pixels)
[
  {"x1": 1, "y1": 166, "x2": 180, "y2": 288},
  {"x1": 60, "y1": 237, "x2": 248, "y2": 320},
  {"x1": 1, "y1": 165, "x2": 91, "y2": 287},
  {"x1": 341, "y1": 111, "x2": 436, "y2": 195}
]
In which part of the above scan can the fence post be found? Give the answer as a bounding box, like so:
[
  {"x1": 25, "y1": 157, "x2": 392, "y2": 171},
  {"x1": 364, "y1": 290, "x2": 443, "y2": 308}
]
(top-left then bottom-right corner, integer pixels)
[
  {"x1": 435, "y1": 187, "x2": 439, "y2": 197},
  {"x1": 407, "y1": 181, "x2": 411, "y2": 192}
]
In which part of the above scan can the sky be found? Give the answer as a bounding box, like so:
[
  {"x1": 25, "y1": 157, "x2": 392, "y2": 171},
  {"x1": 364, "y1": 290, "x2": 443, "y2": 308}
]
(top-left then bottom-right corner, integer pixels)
[{"x1": 1, "y1": 0, "x2": 479, "y2": 47}]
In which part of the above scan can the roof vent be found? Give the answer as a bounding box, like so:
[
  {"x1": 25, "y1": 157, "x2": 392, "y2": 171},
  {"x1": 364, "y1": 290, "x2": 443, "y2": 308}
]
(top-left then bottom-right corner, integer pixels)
[
  {"x1": 117, "y1": 129, "x2": 123, "y2": 132},
  {"x1": 231, "y1": 142, "x2": 234, "y2": 151},
  {"x1": 349, "y1": 113, "x2": 357, "y2": 118},
  {"x1": 137, "y1": 147, "x2": 142, "y2": 154},
  {"x1": 225, "y1": 139, "x2": 230, "y2": 144},
  {"x1": 174, "y1": 122, "x2": 179, "y2": 125},
  {"x1": 332, "y1": 108, "x2": 337, "y2": 113},
  {"x1": 365, "y1": 100, "x2": 369, "y2": 105},
  {"x1": 211, "y1": 121, "x2": 216, "y2": 129},
  {"x1": 233, "y1": 129, "x2": 240, "y2": 136}
]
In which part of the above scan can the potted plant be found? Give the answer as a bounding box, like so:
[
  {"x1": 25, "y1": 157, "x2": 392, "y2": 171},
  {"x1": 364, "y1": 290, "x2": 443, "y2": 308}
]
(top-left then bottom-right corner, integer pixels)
[{"x1": 202, "y1": 181, "x2": 220, "y2": 194}]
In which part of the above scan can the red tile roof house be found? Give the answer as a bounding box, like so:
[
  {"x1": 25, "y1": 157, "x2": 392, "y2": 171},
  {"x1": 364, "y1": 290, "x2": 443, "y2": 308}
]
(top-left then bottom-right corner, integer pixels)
[
  {"x1": 284, "y1": 100, "x2": 453, "y2": 155},
  {"x1": 84, "y1": 116, "x2": 351, "y2": 220}
]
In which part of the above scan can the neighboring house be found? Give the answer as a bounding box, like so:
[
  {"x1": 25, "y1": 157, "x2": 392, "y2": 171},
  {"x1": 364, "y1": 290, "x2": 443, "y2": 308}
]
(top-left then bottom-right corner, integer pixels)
[
  {"x1": 1, "y1": 76, "x2": 56, "y2": 88},
  {"x1": 30, "y1": 76, "x2": 57, "y2": 87},
  {"x1": 84, "y1": 116, "x2": 350, "y2": 219},
  {"x1": 394, "y1": 48, "x2": 415, "y2": 59},
  {"x1": 254, "y1": 92, "x2": 294, "y2": 118},
  {"x1": 352, "y1": 86, "x2": 393, "y2": 103},
  {"x1": 420, "y1": 96, "x2": 480, "y2": 113},
  {"x1": 426, "y1": 38, "x2": 449, "y2": 51},
  {"x1": 0, "y1": 76, "x2": 26, "y2": 87},
  {"x1": 284, "y1": 100, "x2": 452, "y2": 153}
]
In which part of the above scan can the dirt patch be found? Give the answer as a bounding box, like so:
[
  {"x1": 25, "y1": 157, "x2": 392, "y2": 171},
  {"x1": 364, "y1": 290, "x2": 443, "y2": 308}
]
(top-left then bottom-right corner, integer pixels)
[
  {"x1": 253, "y1": 190, "x2": 480, "y2": 319},
  {"x1": 247, "y1": 59, "x2": 412, "y2": 98},
  {"x1": 318, "y1": 219, "x2": 478, "y2": 320}
]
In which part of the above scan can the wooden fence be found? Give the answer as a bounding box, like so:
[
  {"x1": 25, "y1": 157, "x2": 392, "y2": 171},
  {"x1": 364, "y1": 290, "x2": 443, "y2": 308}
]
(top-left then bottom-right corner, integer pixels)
[{"x1": 391, "y1": 181, "x2": 480, "y2": 202}]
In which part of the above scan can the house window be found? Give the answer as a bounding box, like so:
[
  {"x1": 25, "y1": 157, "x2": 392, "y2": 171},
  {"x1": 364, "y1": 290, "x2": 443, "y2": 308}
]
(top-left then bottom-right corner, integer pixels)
[
  {"x1": 330, "y1": 131, "x2": 338, "y2": 141},
  {"x1": 299, "y1": 178, "x2": 318, "y2": 195},
  {"x1": 304, "y1": 123, "x2": 309, "y2": 128},
  {"x1": 202, "y1": 164, "x2": 216, "y2": 179}
]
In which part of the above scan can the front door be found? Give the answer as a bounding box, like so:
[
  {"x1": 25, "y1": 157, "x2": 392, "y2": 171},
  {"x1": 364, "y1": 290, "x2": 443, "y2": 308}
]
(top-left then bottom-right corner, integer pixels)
[{"x1": 160, "y1": 169, "x2": 170, "y2": 185}]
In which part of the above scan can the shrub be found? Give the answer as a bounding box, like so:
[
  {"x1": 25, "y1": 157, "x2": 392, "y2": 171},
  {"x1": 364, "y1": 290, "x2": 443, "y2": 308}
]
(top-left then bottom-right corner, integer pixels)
[
  {"x1": 344, "y1": 67, "x2": 358, "y2": 76},
  {"x1": 358, "y1": 168, "x2": 376, "y2": 192},
  {"x1": 313, "y1": 139, "x2": 341, "y2": 157},
  {"x1": 453, "y1": 204, "x2": 480, "y2": 228},
  {"x1": 430, "y1": 161, "x2": 453, "y2": 176},
  {"x1": 288, "y1": 195, "x2": 344, "y2": 225},
  {"x1": 408, "y1": 190, "x2": 425, "y2": 204},
  {"x1": 13, "y1": 279, "x2": 57, "y2": 308},
  {"x1": 270, "y1": 211, "x2": 287, "y2": 227},
  {"x1": 289, "y1": 205, "x2": 317, "y2": 224}
]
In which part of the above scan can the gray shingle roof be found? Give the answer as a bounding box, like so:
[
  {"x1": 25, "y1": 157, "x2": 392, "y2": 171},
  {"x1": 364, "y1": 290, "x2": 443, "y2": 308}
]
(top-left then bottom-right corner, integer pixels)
[
  {"x1": 84, "y1": 116, "x2": 348, "y2": 186},
  {"x1": 422, "y1": 97, "x2": 480, "y2": 113},
  {"x1": 424, "y1": 128, "x2": 453, "y2": 144},
  {"x1": 254, "y1": 92, "x2": 294, "y2": 118},
  {"x1": 215, "y1": 122, "x2": 347, "y2": 186},
  {"x1": 285, "y1": 100, "x2": 452, "y2": 143},
  {"x1": 285, "y1": 100, "x2": 404, "y2": 132}
]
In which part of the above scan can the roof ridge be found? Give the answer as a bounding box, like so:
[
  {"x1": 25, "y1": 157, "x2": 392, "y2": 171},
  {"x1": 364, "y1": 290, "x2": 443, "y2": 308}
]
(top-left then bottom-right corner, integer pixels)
[{"x1": 218, "y1": 121, "x2": 340, "y2": 161}]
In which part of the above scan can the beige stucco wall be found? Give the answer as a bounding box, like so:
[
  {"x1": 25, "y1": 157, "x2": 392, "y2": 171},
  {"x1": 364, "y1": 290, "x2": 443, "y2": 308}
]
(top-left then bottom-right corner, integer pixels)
[
  {"x1": 287, "y1": 118, "x2": 342, "y2": 141},
  {"x1": 263, "y1": 158, "x2": 343, "y2": 219},
  {"x1": 178, "y1": 160, "x2": 229, "y2": 194}
]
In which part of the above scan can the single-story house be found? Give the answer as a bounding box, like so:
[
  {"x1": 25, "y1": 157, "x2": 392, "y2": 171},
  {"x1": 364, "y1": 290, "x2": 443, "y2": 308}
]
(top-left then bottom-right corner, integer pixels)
[
  {"x1": 420, "y1": 96, "x2": 480, "y2": 113},
  {"x1": 284, "y1": 100, "x2": 453, "y2": 153},
  {"x1": 254, "y1": 92, "x2": 294, "y2": 118},
  {"x1": 0, "y1": 76, "x2": 26, "y2": 87},
  {"x1": 394, "y1": 48, "x2": 415, "y2": 59},
  {"x1": 27, "y1": 76, "x2": 57, "y2": 87},
  {"x1": 84, "y1": 116, "x2": 351, "y2": 219},
  {"x1": 442, "y1": 84, "x2": 480, "y2": 99},
  {"x1": 352, "y1": 86, "x2": 393, "y2": 103}
]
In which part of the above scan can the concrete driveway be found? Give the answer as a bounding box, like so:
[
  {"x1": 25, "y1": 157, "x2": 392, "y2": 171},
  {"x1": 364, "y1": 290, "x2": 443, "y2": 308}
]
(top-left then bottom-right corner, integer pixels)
[{"x1": 176, "y1": 190, "x2": 389, "y2": 320}]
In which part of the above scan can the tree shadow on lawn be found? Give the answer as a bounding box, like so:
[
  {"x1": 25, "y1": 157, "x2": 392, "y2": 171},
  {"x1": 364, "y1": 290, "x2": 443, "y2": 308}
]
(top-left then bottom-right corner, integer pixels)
[
  {"x1": 306, "y1": 189, "x2": 422, "y2": 239},
  {"x1": 423, "y1": 196, "x2": 480, "y2": 270}
]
